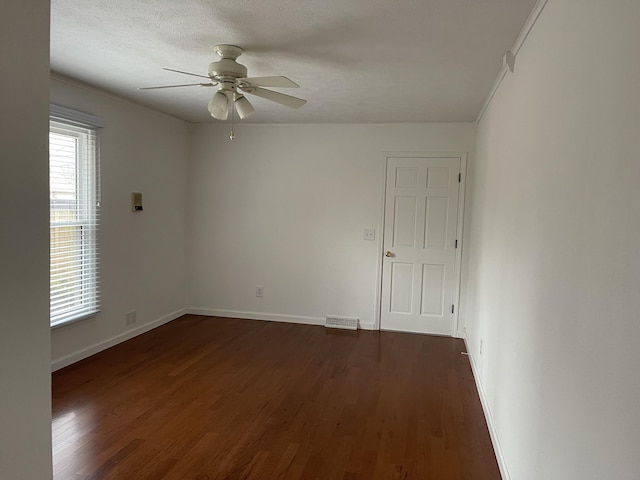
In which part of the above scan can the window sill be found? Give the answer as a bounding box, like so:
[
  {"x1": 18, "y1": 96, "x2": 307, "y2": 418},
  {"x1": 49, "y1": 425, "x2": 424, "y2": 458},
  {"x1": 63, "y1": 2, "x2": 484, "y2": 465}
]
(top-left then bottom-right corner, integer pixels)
[{"x1": 51, "y1": 311, "x2": 99, "y2": 330}]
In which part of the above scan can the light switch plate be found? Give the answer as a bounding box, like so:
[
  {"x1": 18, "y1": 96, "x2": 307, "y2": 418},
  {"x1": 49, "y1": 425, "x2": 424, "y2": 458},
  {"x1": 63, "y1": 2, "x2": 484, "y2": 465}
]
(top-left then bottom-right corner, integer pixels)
[{"x1": 363, "y1": 228, "x2": 376, "y2": 241}]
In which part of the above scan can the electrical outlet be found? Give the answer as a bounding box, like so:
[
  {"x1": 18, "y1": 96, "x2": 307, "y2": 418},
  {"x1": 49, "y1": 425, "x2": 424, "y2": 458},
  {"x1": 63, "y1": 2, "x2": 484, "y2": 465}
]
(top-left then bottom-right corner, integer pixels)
[
  {"x1": 480, "y1": 339, "x2": 483, "y2": 355},
  {"x1": 125, "y1": 310, "x2": 137, "y2": 326},
  {"x1": 256, "y1": 286, "x2": 264, "y2": 298}
]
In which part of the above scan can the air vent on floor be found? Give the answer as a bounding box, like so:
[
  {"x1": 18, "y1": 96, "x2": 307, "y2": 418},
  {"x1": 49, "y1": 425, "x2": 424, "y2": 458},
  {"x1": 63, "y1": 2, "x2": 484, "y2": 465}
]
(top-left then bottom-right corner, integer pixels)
[{"x1": 325, "y1": 316, "x2": 358, "y2": 330}]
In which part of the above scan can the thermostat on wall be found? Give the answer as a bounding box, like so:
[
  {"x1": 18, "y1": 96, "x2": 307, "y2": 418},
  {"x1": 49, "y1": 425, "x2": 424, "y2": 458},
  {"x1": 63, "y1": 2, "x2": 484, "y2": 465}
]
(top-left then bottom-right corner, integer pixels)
[{"x1": 131, "y1": 192, "x2": 143, "y2": 212}]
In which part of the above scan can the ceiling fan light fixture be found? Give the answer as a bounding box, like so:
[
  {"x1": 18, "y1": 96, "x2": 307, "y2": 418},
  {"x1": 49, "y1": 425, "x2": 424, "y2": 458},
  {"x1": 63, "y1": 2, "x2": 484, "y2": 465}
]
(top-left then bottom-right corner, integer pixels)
[
  {"x1": 142, "y1": 45, "x2": 306, "y2": 121},
  {"x1": 234, "y1": 95, "x2": 255, "y2": 120},
  {"x1": 208, "y1": 91, "x2": 229, "y2": 120}
]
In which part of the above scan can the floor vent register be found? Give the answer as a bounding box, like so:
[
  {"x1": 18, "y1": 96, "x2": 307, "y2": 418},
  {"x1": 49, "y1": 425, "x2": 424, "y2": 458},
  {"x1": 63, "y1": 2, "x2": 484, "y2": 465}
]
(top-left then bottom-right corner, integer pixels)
[{"x1": 325, "y1": 316, "x2": 358, "y2": 330}]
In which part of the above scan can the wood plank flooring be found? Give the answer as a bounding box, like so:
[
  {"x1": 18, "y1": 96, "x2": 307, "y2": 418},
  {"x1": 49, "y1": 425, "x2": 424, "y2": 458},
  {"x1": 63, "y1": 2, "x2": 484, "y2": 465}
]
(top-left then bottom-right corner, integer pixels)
[{"x1": 52, "y1": 315, "x2": 500, "y2": 479}]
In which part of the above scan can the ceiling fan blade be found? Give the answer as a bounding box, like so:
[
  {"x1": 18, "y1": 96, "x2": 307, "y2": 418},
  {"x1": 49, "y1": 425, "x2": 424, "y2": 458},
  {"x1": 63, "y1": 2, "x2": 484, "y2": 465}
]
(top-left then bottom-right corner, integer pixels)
[
  {"x1": 241, "y1": 87, "x2": 307, "y2": 109},
  {"x1": 163, "y1": 68, "x2": 210, "y2": 79},
  {"x1": 238, "y1": 76, "x2": 300, "y2": 88},
  {"x1": 138, "y1": 83, "x2": 216, "y2": 90}
]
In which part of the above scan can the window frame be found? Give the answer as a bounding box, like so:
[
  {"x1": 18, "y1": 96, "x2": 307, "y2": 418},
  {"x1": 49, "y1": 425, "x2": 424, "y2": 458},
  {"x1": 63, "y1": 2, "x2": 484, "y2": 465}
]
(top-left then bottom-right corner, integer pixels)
[{"x1": 49, "y1": 105, "x2": 103, "y2": 328}]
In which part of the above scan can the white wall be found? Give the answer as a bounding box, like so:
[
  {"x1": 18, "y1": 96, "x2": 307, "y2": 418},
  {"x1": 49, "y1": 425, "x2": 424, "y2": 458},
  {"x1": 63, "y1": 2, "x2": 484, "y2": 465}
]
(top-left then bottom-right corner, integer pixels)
[
  {"x1": 50, "y1": 77, "x2": 190, "y2": 370},
  {"x1": 0, "y1": 1, "x2": 52, "y2": 478},
  {"x1": 464, "y1": 1, "x2": 640, "y2": 478},
  {"x1": 188, "y1": 123, "x2": 475, "y2": 329}
]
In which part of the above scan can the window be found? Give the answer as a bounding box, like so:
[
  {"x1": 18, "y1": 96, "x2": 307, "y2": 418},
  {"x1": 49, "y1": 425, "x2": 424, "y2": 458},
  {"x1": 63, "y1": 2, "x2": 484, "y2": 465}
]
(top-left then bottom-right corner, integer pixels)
[{"x1": 49, "y1": 105, "x2": 103, "y2": 327}]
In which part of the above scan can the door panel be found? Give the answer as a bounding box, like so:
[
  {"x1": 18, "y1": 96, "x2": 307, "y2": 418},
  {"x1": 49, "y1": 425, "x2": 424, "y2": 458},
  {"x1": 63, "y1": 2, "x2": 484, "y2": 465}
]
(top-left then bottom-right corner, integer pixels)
[
  {"x1": 395, "y1": 167, "x2": 418, "y2": 188},
  {"x1": 390, "y1": 263, "x2": 413, "y2": 314},
  {"x1": 424, "y1": 196, "x2": 449, "y2": 249},
  {"x1": 393, "y1": 197, "x2": 417, "y2": 247},
  {"x1": 427, "y1": 167, "x2": 450, "y2": 188},
  {"x1": 420, "y1": 264, "x2": 445, "y2": 316},
  {"x1": 381, "y1": 156, "x2": 460, "y2": 335}
]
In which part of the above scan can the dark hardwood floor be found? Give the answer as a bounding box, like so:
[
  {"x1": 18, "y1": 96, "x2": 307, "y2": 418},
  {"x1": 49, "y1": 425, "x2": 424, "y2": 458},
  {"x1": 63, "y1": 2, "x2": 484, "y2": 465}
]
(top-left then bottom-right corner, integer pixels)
[{"x1": 52, "y1": 315, "x2": 500, "y2": 479}]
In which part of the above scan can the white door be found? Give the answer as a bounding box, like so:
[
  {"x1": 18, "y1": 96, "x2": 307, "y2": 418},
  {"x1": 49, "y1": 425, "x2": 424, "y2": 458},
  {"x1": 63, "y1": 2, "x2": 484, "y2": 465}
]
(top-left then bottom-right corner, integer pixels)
[{"x1": 380, "y1": 156, "x2": 461, "y2": 335}]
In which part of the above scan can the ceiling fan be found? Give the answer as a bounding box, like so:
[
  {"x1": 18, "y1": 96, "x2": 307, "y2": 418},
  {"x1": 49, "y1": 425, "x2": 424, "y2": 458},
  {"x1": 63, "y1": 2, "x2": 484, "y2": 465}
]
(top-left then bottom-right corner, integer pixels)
[{"x1": 139, "y1": 44, "x2": 306, "y2": 120}]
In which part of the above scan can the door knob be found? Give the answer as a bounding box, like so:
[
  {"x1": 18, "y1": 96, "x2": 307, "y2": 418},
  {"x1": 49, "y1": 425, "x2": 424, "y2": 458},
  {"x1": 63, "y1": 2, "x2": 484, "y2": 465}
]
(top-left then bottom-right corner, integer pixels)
[{"x1": 385, "y1": 251, "x2": 393, "y2": 257}]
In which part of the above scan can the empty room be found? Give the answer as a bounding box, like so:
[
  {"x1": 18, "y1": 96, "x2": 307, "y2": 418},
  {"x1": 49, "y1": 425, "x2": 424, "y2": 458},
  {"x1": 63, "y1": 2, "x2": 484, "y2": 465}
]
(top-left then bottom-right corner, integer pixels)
[{"x1": 2, "y1": 0, "x2": 640, "y2": 479}]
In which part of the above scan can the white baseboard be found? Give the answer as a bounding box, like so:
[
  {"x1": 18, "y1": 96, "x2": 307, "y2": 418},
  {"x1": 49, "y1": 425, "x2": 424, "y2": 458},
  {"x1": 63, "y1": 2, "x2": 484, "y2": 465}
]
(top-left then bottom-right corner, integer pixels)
[
  {"x1": 188, "y1": 308, "x2": 325, "y2": 326},
  {"x1": 188, "y1": 308, "x2": 377, "y2": 331},
  {"x1": 462, "y1": 334, "x2": 511, "y2": 480},
  {"x1": 358, "y1": 322, "x2": 376, "y2": 330},
  {"x1": 51, "y1": 308, "x2": 188, "y2": 372}
]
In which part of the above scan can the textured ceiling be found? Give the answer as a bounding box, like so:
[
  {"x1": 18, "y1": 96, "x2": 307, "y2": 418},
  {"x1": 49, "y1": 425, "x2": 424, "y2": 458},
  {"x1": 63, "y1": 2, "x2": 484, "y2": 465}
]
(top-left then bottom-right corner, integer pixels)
[{"x1": 51, "y1": 0, "x2": 537, "y2": 124}]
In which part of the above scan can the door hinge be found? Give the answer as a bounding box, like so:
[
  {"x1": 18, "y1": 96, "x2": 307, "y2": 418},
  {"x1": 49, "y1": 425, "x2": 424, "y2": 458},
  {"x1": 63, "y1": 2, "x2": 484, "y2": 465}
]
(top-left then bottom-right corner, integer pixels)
[
  {"x1": 455, "y1": 239, "x2": 458, "y2": 248},
  {"x1": 451, "y1": 305, "x2": 455, "y2": 314},
  {"x1": 458, "y1": 173, "x2": 461, "y2": 182}
]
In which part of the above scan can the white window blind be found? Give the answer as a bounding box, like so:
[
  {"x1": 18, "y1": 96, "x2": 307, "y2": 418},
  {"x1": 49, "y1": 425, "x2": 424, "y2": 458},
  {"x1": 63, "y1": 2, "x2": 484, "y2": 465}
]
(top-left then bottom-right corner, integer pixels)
[{"x1": 49, "y1": 107, "x2": 102, "y2": 327}]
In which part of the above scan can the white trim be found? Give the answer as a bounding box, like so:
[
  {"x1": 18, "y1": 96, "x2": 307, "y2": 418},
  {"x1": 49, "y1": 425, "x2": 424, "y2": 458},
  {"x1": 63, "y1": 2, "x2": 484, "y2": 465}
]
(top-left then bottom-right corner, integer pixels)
[
  {"x1": 190, "y1": 308, "x2": 377, "y2": 330},
  {"x1": 378, "y1": 151, "x2": 468, "y2": 337},
  {"x1": 511, "y1": 0, "x2": 549, "y2": 57},
  {"x1": 50, "y1": 104, "x2": 105, "y2": 128},
  {"x1": 453, "y1": 154, "x2": 468, "y2": 335},
  {"x1": 475, "y1": 0, "x2": 549, "y2": 124},
  {"x1": 51, "y1": 308, "x2": 188, "y2": 372},
  {"x1": 51, "y1": 311, "x2": 98, "y2": 330},
  {"x1": 373, "y1": 153, "x2": 389, "y2": 331},
  {"x1": 358, "y1": 322, "x2": 376, "y2": 331},
  {"x1": 462, "y1": 334, "x2": 511, "y2": 480},
  {"x1": 188, "y1": 308, "x2": 325, "y2": 326}
]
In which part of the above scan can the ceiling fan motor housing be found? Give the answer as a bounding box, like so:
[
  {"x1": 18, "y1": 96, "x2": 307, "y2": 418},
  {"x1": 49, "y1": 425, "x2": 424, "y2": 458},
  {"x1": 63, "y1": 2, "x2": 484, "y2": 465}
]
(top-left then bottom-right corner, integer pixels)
[
  {"x1": 141, "y1": 43, "x2": 305, "y2": 118},
  {"x1": 208, "y1": 58, "x2": 247, "y2": 80}
]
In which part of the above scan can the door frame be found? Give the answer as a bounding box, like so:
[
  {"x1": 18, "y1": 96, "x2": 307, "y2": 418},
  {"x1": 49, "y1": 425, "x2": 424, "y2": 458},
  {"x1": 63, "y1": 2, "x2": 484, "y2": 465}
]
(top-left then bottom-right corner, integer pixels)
[{"x1": 374, "y1": 151, "x2": 468, "y2": 337}]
